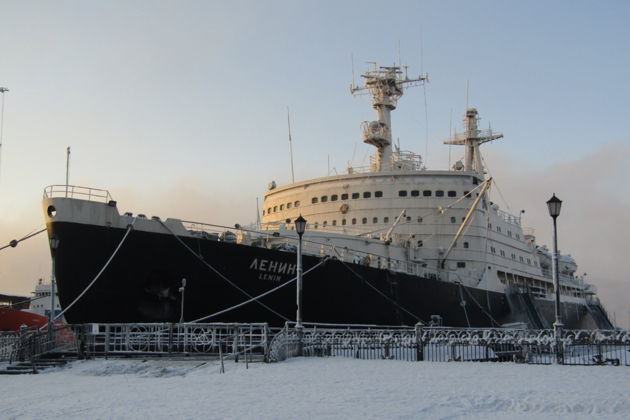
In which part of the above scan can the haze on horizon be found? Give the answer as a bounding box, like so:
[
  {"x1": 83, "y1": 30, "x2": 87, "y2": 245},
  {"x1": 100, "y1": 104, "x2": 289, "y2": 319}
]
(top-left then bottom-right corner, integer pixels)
[{"x1": 0, "y1": 1, "x2": 628, "y2": 327}]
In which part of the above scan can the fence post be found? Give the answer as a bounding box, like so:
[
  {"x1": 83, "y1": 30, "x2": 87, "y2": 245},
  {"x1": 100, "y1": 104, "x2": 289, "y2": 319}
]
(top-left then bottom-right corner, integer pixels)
[
  {"x1": 554, "y1": 324, "x2": 564, "y2": 365},
  {"x1": 415, "y1": 323, "x2": 424, "y2": 361}
]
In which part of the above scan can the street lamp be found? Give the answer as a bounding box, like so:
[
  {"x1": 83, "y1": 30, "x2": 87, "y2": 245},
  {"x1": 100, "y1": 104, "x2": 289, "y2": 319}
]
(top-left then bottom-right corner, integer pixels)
[
  {"x1": 49, "y1": 235, "x2": 59, "y2": 342},
  {"x1": 546, "y1": 193, "x2": 563, "y2": 363},
  {"x1": 294, "y1": 215, "x2": 306, "y2": 331},
  {"x1": 179, "y1": 278, "x2": 187, "y2": 324}
]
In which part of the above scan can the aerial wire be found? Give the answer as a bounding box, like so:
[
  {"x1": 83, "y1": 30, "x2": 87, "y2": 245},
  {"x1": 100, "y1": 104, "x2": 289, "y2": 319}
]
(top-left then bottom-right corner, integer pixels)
[
  {"x1": 0, "y1": 87, "x2": 9, "y2": 183},
  {"x1": 287, "y1": 107, "x2": 295, "y2": 183}
]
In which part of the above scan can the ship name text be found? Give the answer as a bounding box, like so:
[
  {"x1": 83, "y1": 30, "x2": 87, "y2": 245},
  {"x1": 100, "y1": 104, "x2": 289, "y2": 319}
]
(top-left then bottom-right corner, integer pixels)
[{"x1": 250, "y1": 258, "x2": 296, "y2": 282}]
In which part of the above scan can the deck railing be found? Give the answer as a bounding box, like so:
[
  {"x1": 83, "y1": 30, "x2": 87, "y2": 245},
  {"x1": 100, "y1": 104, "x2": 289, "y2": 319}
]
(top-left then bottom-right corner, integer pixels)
[{"x1": 43, "y1": 185, "x2": 113, "y2": 203}]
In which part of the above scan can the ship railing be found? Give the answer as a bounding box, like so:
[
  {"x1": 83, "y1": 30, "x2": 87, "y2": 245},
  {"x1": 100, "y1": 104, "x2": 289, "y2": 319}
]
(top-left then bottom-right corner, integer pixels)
[
  {"x1": 494, "y1": 208, "x2": 521, "y2": 226},
  {"x1": 540, "y1": 268, "x2": 584, "y2": 286},
  {"x1": 43, "y1": 185, "x2": 113, "y2": 203},
  {"x1": 269, "y1": 324, "x2": 630, "y2": 366},
  {"x1": 347, "y1": 152, "x2": 423, "y2": 174}
]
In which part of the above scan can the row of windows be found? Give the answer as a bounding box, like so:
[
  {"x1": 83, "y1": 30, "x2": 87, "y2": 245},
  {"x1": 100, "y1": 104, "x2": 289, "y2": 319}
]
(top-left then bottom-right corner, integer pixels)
[
  {"x1": 490, "y1": 246, "x2": 536, "y2": 266},
  {"x1": 489, "y1": 224, "x2": 521, "y2": 240},
  {"x1": 264, "y1": 189, "x2": 471, "y2": 215},
  {"x1": 303, "y1": 214, "x2": 469, "y2": 228}
]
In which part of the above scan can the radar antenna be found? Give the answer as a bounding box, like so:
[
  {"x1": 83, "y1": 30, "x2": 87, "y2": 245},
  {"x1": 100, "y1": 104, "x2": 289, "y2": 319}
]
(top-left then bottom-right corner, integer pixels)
[
  {"x1": 350, "y1": 63, "x2": 427, "y2": 171},
  {"x1": 444, "y1": 108, "x2": 503, "y2": 177}
]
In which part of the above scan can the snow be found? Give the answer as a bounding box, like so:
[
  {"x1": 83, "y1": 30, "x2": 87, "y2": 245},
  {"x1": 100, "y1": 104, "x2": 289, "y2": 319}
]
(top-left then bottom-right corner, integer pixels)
[{"x1": 2, "y1": 357, "x2": 629, "y2": 419}]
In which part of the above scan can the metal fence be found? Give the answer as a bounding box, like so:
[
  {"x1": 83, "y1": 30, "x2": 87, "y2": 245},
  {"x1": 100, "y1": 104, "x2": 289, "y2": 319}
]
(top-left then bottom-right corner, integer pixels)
[
  {"x1": 4, "y1": 322, "x2": 628, "y2": 367},
  {"x1": 268, "y1": 323, "x2": 630, "y2": 366},
  {"x1": 82, "y1": 323, "x2": 269, "y2": 359}
]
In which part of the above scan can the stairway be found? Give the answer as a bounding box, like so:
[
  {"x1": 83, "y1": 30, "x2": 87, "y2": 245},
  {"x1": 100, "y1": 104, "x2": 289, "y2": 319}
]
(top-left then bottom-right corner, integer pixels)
[
  {"x1": 0, "y1": 358, "x2": 69, "y2": 375},
  {"x1": 587, "y1": 304, "x2": 614, "y2": 329}
]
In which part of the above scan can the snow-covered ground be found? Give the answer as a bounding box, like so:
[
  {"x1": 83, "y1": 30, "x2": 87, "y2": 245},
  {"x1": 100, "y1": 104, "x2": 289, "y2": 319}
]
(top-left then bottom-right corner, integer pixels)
[{"x1": 2, "y1": 357, "x2": 629, "y2": 419}]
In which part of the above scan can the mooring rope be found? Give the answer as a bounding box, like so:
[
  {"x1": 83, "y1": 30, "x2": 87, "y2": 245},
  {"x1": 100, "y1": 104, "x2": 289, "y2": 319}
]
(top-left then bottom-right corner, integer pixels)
[
  {"x1": 459, "y1": 282, "x2": 502, "y2": 327},
  {"x1": 0, "y1": 227, "x2": 46, "y2": 252},
  {"x1": 189, "y1": 257, "x2": 329, "y2": 323},
  {"x1": 53, "y1": 219, "x2": 137, "y2": 321},
  {"x1": 332, "y1": 249, "x2": 424, "y2": 324},
  {"x1": 458, "y1": 282, "x2": 471, "y2": 328},
  {"x1": 157, "y1": 219, "x2": 291, "y2": 322}
]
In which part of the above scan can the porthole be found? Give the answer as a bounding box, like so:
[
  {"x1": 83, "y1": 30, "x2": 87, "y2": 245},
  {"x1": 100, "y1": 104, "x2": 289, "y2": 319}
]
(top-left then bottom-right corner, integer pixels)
[{"x1": 47, "y1": 205, "x2": 57, "y2": 217}]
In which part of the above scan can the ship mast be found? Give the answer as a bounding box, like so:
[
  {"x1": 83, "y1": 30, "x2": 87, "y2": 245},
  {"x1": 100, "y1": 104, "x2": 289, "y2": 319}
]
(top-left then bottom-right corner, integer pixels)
[
  {"x1": 351, "y1": 64, "x2": 427, "y2": 171},
  {"x1": 444, "y1": 108, "x2": 503, "y2": 178}
]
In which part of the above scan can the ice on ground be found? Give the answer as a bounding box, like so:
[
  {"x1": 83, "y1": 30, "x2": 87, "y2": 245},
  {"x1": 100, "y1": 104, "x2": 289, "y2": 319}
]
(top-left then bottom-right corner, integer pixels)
[{"x1": 2, "y1": 357, "x2": 629, "y2": 419}]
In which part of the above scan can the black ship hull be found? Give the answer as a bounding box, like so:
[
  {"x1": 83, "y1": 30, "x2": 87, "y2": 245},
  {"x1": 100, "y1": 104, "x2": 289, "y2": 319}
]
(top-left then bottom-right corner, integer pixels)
[{"x1": 51, "y1": 221, "x2": 514, "y2": 327}]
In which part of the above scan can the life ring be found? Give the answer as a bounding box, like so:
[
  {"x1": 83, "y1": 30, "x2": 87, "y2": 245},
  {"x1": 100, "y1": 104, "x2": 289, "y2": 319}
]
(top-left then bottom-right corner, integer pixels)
[{"x1": 340, "y1": 204, "x2": 349, "y2": 214}]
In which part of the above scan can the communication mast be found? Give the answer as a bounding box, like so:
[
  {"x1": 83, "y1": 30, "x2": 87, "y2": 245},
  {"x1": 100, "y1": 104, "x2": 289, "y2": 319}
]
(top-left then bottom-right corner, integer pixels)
[
  {"x1": 351, "y1": 64, "x2": 427, "y2": 171},
  {"x1": 444, "y1": 108, "x2": 503, "y2": 177}
]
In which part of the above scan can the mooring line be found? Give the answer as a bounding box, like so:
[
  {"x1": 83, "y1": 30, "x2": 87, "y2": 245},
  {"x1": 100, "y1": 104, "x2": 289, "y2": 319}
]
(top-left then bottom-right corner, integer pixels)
[
  {"x1": 53, "y1": 219, "x2": 137, "y2": 322},
  {"x1": 189, "y1": 258, "x2": 329, "y2": 323},
  {"x1": 157, "y1": 219, "x2": 292, "y2": 322}
]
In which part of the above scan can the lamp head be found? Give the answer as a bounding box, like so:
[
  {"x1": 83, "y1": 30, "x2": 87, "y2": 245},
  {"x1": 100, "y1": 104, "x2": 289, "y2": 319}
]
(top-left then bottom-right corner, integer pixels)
[
  {"x1": 546, "y1": 194, "x2": 562, "y2": 218},
  {"x1": 294, "y1": 215, "x2": 307, "y2": 236}
]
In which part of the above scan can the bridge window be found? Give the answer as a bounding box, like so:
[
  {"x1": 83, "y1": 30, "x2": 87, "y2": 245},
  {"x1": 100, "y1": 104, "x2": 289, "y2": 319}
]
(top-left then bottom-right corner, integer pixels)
[
  {"x1": 321, "y1": 196, "x2": 328, "y2": 202},
  {"x1": 352, "y1": 218, "x2": 357, "y2": 225},
  {"x1": 423, "y1": 190, "x2": 432, "y2": 197},
  {"x1": 311, "y1": 197, "x2": 318, "y2": 204},
  {"x1": 331, "y1": 194, "x2": 338, "y2": 201},
  {"x1": 363, "y1": 192, "x2": 371, "y2": 198},
  {"x1": 411, "y1": 190, "x2": 419, "y2": 197},
  {"x1": 418, "y1": 217, "x2": 423, "y2": 223},
  {"x1": 287, "y1": 202, "x2": 292, "y2": 209},
  {"x1": 464, "y1": 191, "x2": 470, "y2": 198},
  {"x1": 399, "y1": 190, "x2": 408, "y2": 197},
  {"x1": 463, "y1": 242, "x2": 469, "y2": 248},
  {"x1": 417, "y1": 240, "x2": 423, "y2": 247},
  {"x1": 262, "y1": 210, "x2": 265, "y2": 215},
  {"x1": 448, "y1": 191, "x2": 457, "y2": 197},
  {"x1": 294, "y1": 201, "x2": 300, "y2": 207},
  {"x1": 342, "y1": 219, "x2": 347, "y2": 225},
  {"x1": 352, "y1": 193, "x2": 360, "y2": 199},
  {"x1": 436, "y1": 190, "x2": 444, "y2": 197},
  {"x1": 280, "y1": 204, "x2": 284, "y2": 211},
  {"x1": 375, "y1": 191, "x2": 383, "y2": 197},
  {"x1": 373, "y1": 217, "x2": 378, "y2": 223},
  {"x1": 383, "y1": 217, "x2": 389, "y2": 223},
  {"x1": 332, "y1": 220, "x2": 337, "y2": 226},
  {"x1": 450, "y1": 217, "x2": 456, "y2": 223},
  {"x1": 341, "y1": 193, "x2": 349, "y2": 200},
  {"x1": 362, "y1": 217, "x2": 367, "y2": 224},
  {"x1": 457, "y1": 262, "x2": 466, "y2": 268},
  {"x1": 273, "y1": 206, "x2": 278, "y2": 212},
  {"x1": 323, "y1": 221, "x2": 327, "y2": 227}
]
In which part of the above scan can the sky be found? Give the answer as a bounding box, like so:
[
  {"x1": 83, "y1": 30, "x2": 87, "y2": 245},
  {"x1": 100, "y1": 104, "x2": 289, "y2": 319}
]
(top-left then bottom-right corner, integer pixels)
[{"x1": 0, "y1": 1, "x2": 628, "y2": 326}]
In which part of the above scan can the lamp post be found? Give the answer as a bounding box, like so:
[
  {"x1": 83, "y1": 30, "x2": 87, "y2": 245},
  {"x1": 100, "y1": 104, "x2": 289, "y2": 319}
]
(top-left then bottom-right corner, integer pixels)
[
  {"x1": 546, "y1": 193, "x2": 563, "y2": 363},
  {"x1": 49, "y1": 235, "x2": 59, "y2": 342},
  {"x1": 294, "y1": 215, "x2": 306, "y2": 356},
  {"x1": 179, "y1": 278, "x2": 187, "y2": 324}
]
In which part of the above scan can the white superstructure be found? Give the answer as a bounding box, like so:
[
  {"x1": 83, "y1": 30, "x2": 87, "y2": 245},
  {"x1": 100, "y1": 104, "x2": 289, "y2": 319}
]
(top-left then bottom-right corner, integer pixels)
[{"x1": 259, "y1": 63, "x2": 589, "y2": 305}]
